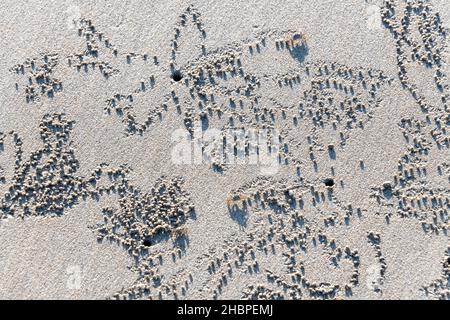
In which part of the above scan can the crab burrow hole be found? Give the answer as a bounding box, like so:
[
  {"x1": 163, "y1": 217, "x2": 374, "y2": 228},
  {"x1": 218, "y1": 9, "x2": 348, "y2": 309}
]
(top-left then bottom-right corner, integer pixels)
[{"x1": 171, "y1": 70, "x2": 183, "y2": 82}]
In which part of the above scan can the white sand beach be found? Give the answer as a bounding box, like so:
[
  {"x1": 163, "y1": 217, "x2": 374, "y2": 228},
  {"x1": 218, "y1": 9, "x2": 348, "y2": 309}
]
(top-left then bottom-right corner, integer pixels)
[{"x1": 0, "y1": 0, "x2": 449, "y2": 300}]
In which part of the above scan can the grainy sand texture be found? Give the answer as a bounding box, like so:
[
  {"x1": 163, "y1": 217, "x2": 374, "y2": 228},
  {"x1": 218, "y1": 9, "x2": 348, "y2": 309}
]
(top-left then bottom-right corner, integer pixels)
[{"x1": 0, "y1": 0, "x2": 449, "y2": 300}]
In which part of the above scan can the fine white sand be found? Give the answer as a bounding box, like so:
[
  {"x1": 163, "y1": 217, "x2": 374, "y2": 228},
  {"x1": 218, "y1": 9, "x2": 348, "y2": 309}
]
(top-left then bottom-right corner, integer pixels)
[{"x1": 0, "y1": 0, "x2": 449, "y2": 300}]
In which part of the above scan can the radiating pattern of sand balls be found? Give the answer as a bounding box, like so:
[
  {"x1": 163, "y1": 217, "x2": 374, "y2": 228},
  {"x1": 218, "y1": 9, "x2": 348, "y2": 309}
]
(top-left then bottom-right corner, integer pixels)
[{"x1": 1, "y1": 1, "x2": 450, "y2": 300}]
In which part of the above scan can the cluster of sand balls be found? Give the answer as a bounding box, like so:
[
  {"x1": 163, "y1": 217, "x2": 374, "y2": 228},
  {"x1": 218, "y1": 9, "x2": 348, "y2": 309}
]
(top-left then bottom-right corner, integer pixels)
[
  {"x1": 381, "y1": 0, "x2": 449, "y2": 114},
  {"x1": 423, "y1": 246, "x2": 450, "y2": 299},
  {"x1": 9, "y1": 54, "x2": 62, "y2": 102},
  {"x1": 0, "y1": 113, "x2": 198, "y2": 300},
  {"x1": 366, "y1": 2, "x2": 450, "y2": 295},
  {"x1": 92, "y1": 176, "x2": 195, "y2": 258},
  {"x1": 0, "y1": 114, "x2": 85, "y2": 217},
  {"x1": 68, "y1": 18, "x2": 121, "y2": 78},
  {"x1": 369, "y1": 0, "x2": 450, "y2": 236},
  {"x1": 181, "y1": 50, "x2": 260, "y2": 137},
  {"x1": 0, "y1": 114, "x2": 122, "y2": 218},
  {"x1": 367, "y1": 231, "x2": 387, "y2": 293},
  {"x1": 104, "y1": 86, "x2": 169, "y2": 136},
  {"x1": 371, "y1": 116, "x2": 450, "y2": 233},
  {"x1": 241, "y1": 285, "x2": 285, "y2": 300},
  {"x1": 182, "y1": 55, "x2": 393, "y2": 176},
  {"x1": 282, "y1": 61, "x2": 392, "y2": 146},
  {"x1": 228, "y1": 175, "x2": 363, "y2": 227},
  {"x1": 90, "y1": 176, "x2": 197, "y2": 300},
  {"x1": 173, "y1": 35, "x2": 394, "y2": 177},
  {"x1": 202, "y1": 176, "x2": 362, "y2": 299}
]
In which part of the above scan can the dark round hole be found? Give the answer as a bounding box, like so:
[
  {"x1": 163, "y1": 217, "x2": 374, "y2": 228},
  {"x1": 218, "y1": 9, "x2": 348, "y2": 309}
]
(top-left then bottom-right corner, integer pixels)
[
  {"x1": 382, "y1": 183, "x2": 393, "y2": 199},
  {"x1": 324, "y1": 178, "x2": 335, "y2": 187},
  {"x1": 143, "y1": 238, "x2": 152, "y2": 247},
  {"x1": 172, "y1": 70, "x2": 183, "y2": 82}
]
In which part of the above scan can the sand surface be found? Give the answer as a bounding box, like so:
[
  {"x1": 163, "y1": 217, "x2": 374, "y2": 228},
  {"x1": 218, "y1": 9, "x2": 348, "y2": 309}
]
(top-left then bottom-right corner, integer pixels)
[{"x1": 0, "y1": 0, "x2": 449, "y2": 300}]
